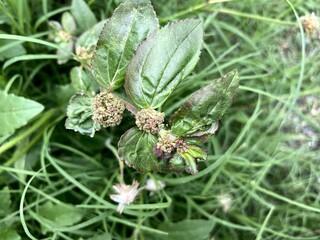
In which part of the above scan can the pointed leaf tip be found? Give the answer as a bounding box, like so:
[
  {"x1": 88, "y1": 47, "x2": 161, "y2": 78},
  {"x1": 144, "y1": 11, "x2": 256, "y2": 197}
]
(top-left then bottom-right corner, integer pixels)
[
  {"x1": 92, "y1": 0, "x2": 159, "y2": 90},
  {"x1": 170, "y1": 70, "x2": 239, "y2": 136},
  {"x1": 125, "y1": 19, "x2": 204, "y2": 109}
]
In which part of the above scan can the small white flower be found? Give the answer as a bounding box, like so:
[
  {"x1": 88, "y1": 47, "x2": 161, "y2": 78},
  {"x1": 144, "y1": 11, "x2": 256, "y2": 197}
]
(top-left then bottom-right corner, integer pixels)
[
  {"x1": 217, "y1": 194, "x2": 232, "y2": 212},
  {"x1": 110, "y1": 180, "x2": 140, "y2": 214},
  {"x1": 145, "y1": 179, "x2": 165, "y2": 193}
]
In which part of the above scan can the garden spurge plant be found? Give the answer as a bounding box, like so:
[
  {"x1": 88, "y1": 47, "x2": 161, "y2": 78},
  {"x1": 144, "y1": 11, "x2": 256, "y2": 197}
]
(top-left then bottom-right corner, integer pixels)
[{"x1": 65, "y1": 0, "x2": 239, "y2": 212}]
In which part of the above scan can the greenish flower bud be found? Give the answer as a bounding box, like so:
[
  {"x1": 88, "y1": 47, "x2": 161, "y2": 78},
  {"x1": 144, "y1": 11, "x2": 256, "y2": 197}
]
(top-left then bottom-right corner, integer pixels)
[
  {"x1": 154, "y1": 129, "x2": 177, "y2": 159},
  {"x1": 92, "y1": 92, "x2": 126, "y2": 128},
  {"x1": 75, "y1": 46, "x2": 94, "y2": 61},
  {"x1": 135, "y1": 108, "x2": 164, "y2": 134}
]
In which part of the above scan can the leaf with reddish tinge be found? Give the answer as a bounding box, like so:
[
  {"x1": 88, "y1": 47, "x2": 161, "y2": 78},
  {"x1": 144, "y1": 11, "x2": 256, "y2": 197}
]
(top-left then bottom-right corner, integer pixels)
[{"x1": 170, "y1": 70, "x2": 239, "y2": 137}]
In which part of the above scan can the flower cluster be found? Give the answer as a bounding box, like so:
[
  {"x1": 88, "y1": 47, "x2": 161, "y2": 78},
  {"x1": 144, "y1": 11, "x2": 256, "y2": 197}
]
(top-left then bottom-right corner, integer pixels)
[
  {"x1": 75, "y1": 46, "x2": 94, "y2": 61},
  {"x1": 135, "y1": 108, "x2": 164, "y2": 134},
  {"x1": 92, "y1": 92, "x2": 126, "y2": 127},
  {"x1": 155, "y1": 130, "x2": 177, "y2": 153}
]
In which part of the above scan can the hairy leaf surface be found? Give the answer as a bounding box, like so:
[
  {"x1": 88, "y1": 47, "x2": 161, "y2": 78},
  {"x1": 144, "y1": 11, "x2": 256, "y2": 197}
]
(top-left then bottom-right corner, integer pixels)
[
  {"x1": 118, "y1": 127, "x2": 169, "y2": 173},
  {"x1": 92, "y1": 0, "x2": 158, "y2": 90},
  {"x1": 125, "y1": 19, "x2": 203, "y2": 109},
  {"x1": 171, "y1": 70, "x2": 239, "y2": 136}
]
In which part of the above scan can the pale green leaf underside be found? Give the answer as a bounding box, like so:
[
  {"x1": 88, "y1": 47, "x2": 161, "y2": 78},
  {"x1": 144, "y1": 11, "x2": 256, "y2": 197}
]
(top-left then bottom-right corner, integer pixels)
[
  {"x1": 70, "y1": 66, "x2": 98, "y2": 96},
  {"x1": 0, "y1": 91, "x2": 44, "y2": 137},
  {"x1": 91, "y1": 0, "x2": 159, "y2": 90},
  {"x1": 65, "y1": 93, "x2": 100, "y2": 137},
  {"x1": 125, "y1": 19, "x2": 203, "y2": 109}
]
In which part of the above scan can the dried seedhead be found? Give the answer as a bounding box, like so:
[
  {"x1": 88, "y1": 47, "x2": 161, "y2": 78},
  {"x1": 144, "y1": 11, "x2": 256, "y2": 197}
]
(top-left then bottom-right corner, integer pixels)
[{"x1": 301, "y1": 12, "x2": 319, "y2": 34}]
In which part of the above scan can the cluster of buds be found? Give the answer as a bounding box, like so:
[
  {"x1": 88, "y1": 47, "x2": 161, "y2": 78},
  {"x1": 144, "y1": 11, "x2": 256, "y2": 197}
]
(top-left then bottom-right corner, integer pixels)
[
  {"x1": 156, "y1": 130, "x2": 177, "y2": 153},
  {"x1": 92, "y1": 92, "x2": 126, "y2": 128},
  {"x1": 48, "y1": 12, "x2": 76, "y2": 43},
  {"x1": 135, "y1": 108, "x2": 164, "y2": 134},
  {"x1": 154, "y1": 130, "x2": 177, "y2": 159},
  {"x1": 58, "y1": 29, "x2": 72, "y2": 42},
  {"x1": 301, "y1": 12, "x2": 319, "y2": 35},
  {"x1": 75, "y1": 46, "x2": 94, "y2": 61}
]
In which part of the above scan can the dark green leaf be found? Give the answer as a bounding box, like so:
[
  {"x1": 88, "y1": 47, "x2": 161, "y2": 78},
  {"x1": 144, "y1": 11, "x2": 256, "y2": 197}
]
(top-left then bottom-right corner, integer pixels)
[
  {"x1": 65, "y1": 93, "x2": 100, "y2": 137},
  {"x1": 0, "y1": 91, "x2": 44, "y2": 137},
  {"x1": 125, "y1": 19, "x2": 203, "y2": 109},
  {"x1": 170, "y1": 70, "x2": 239, "y2": 137},
  {"x1": 70, "y1": 67, "x2": 99, "y2": 96},
  {"x1": 71, "y1": 0, "x2": 97, "y2": 32},
  {"x1": 0, "y1": 187, "x2": 11, "y2": 217},
  {"x1": 38, "y1": 201, "x2": 84, "y2": 230},
  {"x1": 118, "y1": 127, "x2": 169, "y2": 173},
  {"x1": 92, "y1": 0, "x2": 159, "y2": 90},
  {"x1": 168, "y1": 154, "x2": 185, "y2": 173},
  {"x1": 158, "y1": 219, "x2": 214, "y2": 240}
]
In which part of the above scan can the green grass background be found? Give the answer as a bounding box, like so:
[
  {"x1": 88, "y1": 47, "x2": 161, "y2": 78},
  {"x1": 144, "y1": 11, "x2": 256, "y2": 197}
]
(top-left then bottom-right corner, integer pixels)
[{"x1": 0, "y1": 0, "x2": 320, "y2": 239}]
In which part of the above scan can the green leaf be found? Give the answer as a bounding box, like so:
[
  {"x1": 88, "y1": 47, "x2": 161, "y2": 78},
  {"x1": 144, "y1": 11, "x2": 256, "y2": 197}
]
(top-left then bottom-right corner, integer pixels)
[
  {"x1": 0, "y1": 31, "x2": 26, "y2": 61},
  {"x1": 170, "y1": 70, "x2": 239, "y2": 137},
  {"x1": 158, "y1": 219, "x2": 214, "y2": 240},
  {"x1": 91, "y1": 0, "x2": 159, "y2": 91},
  {"x1": 0, "y1": 91, "x2": 44, "y2": 137},
  {"x1": 76, "y1": 20, "x2": 106, "y2": 52},
  {"x1": 178, "y1": 151, "x2": 198, "y2": 175},
  {"x1": 54, "y1": 84, "x2": 76, "y2": 109},
  {"x1": 57, "y1": 41, "x2": 73, "y2": 65},
  {"x1": 71, "y1": 0, "x2": 97, "y2": 32},
  {"x1": 0, "y1": 187, "x2": 11, "y2": 217},
  {"x1": 125, "y1": 19, "x2": 203, "y2": 109},
  {"x1": 70, "y1": 67, "x2": 98, "y2": 96},
  {"x1": 61, "y1": 12, "x2": 76, "y2": 34},
  {"x1": 168, "y1": 154, "x2": 185, "y2": 173},
  {"x1": 118, "y1": 127, "x2": 169, "y2": 173},
  {"x1": 0, "y1": 229, "x2": 21, "y2": 240},
  {"x1": 38, "y1": 201, "x2": 84, "y2": 230},
  {"x1": 65, "y1": 93, "x2": 100, "y2": 137},
  {"x1": 90, "y1": 233, "x2": 112, "y2": 240}
]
